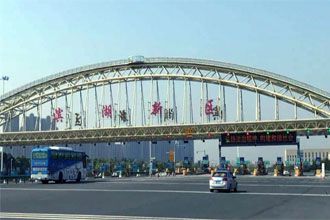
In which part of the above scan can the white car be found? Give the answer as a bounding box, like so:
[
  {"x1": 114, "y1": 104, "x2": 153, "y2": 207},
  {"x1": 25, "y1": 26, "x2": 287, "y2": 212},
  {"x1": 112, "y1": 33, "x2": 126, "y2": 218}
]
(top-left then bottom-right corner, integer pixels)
[
  {"x1": 209, "y1": 170, "x2": 238, "y2": 192},
  {"x1": 283, "y1": 170, "x2": 291, "y2": 176}
]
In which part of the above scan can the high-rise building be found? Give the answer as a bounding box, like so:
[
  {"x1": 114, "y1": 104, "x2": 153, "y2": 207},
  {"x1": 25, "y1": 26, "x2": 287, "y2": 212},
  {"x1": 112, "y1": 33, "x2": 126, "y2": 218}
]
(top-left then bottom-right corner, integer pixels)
[
  {"x1": 3, "y1": 113, "x2": 53, "y2": 158},
  {"x1": 67, "y1": 140, "x2": 194, "y2": 162},
  {"x1": 2, "y1": 113, "x2": 194, "y2": 162}
]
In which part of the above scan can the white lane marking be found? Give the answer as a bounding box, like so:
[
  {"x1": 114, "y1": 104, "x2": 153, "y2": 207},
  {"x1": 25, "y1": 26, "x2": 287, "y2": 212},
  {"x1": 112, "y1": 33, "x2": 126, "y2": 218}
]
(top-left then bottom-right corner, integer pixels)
[
  {"x1": 0, "y1": 212, "x2": 214, "y2": 220},
  {"x1": 1, "y1": 187, "x2": 330, "y2": 197},
  {"x1": 95, "y1": 181, "x2": 330, "y2": 188},
  {"x1": 242, "y1": 183, "x2": 330, "y2": 188}
]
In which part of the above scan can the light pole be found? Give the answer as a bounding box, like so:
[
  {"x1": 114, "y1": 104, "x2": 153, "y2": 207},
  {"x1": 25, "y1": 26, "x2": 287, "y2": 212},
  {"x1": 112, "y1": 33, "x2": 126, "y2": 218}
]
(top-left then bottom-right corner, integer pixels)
[
  {"x1": 149, "y1": 141, "x2": 155, "y2": 176},
  {"x1": 174, "y1": 140, "x2": 178, "y2": 174},
  {"x1": 1, "y1": 75, "x2": 9, "y2": 95},
  {"x1": 149, "y1": 141, "x2": 152, "y2": 176},
  {"x1": 0, "y1": 147, "x2": 3, "y2": 174},
  {"x1": 10, "y1": 158, "x2": 13, "y2": 175},
  {"x1": 173, "y1": 140, "x2": 188, "y2": 174}
]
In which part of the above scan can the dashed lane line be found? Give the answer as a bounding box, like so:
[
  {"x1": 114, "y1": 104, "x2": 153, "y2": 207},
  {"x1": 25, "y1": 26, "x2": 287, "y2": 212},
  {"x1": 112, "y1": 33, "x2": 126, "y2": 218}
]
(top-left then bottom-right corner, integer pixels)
[
  {"x1": 94, "y1": 181, "x2": 330, "y2": 188},
  {"x1": 1, "y1": 187, "x2": 330, "y2": 197}
]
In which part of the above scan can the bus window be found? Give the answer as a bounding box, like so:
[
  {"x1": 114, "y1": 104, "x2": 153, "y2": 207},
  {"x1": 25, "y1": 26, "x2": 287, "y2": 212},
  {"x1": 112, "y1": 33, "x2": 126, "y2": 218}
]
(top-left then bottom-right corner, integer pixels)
[
  {"x1": 65, "y1": 151, "x2": 70, "y2": 160},
  {"x1": 72, "y1": 152, "x2": 77, "y2": 160},
  {"x1": 77, "y1": 153, "x2": 83, "y2": 161},
  {"x1": 32, "y1": 151, "x2": 48, "y2": 159},
  {"x1": 58, "y1": 151, "x2": 64, "y2": 160},
  {"x1": 51, "y1": 151, "x2": 58, "y2": 160}
]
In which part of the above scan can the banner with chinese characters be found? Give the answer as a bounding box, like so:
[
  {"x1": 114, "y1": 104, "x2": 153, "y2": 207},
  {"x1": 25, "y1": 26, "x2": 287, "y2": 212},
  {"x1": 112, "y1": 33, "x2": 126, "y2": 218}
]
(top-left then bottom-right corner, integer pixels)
[
  {"x1": 221, "y1": 131, "x2": 297, "y2": 146},
  {"x1": 205, "y1": 99, "x2": 221, "y2": 119},
  {"x1": 102, "y1": 105, "x2": 112, "y2": 118},
  {"x1": 119, "y1": 110, "x2": 128, "y2": 122},
  {"x1": 164, "y1": 108, "x2": 175, "y2": 121},
  {"x1": 151, "y1": 101, "x2": 162, "y2": 116},
  {"x1": 53, "y1": 107, "x2": 63, "y2": 122},
  {"x1": 74, "y1": 113, "x2": 82, "y2": 126}
]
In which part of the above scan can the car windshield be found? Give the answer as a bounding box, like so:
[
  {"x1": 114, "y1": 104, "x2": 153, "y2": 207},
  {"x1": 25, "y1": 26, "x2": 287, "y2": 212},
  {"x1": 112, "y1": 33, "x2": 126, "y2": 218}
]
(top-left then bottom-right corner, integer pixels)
[{"x1": 213, "y1": 172, "x2": 227, "y2": 177}]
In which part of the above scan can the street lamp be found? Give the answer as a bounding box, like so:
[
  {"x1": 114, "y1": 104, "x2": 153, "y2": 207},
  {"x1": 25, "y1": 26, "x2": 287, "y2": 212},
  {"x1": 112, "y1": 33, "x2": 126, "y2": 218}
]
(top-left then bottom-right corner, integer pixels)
[
  {"x1": 173, "y1": 140, "x2": 188, "y2": 174},
  {"x1": 149, "y1": 141, "x2": 156, "y2": 176},
  {"x1": 0, "y1": 147, "x2": 3, "y2": 174},
  {"x1": 1, "y1": 75, "x2": 9, "y2": 95},
  {"x1": 10, "y1": 158, "x2": 13, "y2": 175}
]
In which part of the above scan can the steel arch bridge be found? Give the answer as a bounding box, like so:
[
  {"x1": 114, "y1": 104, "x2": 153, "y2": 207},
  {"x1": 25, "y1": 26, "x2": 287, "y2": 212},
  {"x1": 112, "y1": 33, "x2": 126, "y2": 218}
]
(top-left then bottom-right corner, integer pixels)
[{"x1": 0, "y1": 56, "x2": 329, "y2": 146}]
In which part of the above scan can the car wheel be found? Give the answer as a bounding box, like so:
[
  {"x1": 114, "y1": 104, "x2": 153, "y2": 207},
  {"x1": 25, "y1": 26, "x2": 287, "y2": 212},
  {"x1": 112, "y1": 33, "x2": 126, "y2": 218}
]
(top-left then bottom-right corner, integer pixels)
[
  {"x1": 41, "y1": 180, "x2": 48, "y2": 184},
  {"x1": 76, "y1": 172, "x2": 81, "y2": 183},
  {"x1": 210, "y1": 189, "x2": 214, "y2": 192},
  {"x1": 58, "y1": 172, "x2": 64, "y2": 184}
]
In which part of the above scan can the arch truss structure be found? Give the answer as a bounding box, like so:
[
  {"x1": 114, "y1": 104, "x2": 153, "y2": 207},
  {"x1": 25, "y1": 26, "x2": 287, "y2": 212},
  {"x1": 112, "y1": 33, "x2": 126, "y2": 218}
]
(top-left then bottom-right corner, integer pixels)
[{"x1": 0, "y1": 57, "x2": 329, "y2": 146}]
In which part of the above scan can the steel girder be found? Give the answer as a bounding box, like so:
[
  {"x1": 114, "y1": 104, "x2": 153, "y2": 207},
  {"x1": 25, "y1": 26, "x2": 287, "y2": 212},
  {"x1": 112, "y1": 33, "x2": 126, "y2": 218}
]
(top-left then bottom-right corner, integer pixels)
[
  {"x1": 0, "y1": 118, "x2": 329, "y2": 146},
  {"x1": 0, "y1": 58, "x2": 330, "y2": 131},
  {"x1": 0, "y1": 57, "x2": 329, "y2": 127}
]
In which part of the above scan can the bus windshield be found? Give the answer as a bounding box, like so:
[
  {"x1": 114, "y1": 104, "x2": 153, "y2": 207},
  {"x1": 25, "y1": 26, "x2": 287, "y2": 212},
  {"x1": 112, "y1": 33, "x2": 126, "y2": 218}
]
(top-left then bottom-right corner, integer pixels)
[{"x1": 32, "y1": 151, "x2": 48, "y2": 159}]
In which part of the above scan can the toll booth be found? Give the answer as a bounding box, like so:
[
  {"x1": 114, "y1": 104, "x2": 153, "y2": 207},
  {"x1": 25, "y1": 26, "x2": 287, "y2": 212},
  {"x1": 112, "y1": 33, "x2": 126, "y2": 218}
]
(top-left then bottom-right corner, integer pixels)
[
  {"x1": 132, "y1": 164, "x2": 139, "y2": 176},
  {"x1": 235, "y1": 157, "x2": 249, "y2": 175},
  {"x1": 183, "y1": 157, "x2": 191, "y2": 169},
  {"x1": 256, "y1": 157, "x2": 267, "y2": 175},
  {"x1": 220, "y1": 157, "x2": 226, "y2": 170},
  {"x1": 274, "y1": 157, "x2": 284, "y2": 176},
  {"x1": 113, "y1": 164, "x2": 123, "y2": 177},
  {"x1": 294, "y1": 157, "x2": 303, "y2": 176},
  {"x1": 202, "y1": 155, "x2": 209, "y2": 173}
]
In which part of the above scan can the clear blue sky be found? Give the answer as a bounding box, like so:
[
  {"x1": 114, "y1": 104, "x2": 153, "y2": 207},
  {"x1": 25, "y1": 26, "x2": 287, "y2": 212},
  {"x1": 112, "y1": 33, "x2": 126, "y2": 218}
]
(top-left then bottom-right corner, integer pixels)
[{"x1": 1, "y1": 0, "x2": 329, "y2": 162}]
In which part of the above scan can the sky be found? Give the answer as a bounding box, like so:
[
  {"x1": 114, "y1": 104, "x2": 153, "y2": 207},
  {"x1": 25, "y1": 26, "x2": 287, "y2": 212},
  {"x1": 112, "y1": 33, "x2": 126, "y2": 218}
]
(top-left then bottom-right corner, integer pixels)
[{"x1": 1, "y1": 0, "x2": 329, "y2": 163}]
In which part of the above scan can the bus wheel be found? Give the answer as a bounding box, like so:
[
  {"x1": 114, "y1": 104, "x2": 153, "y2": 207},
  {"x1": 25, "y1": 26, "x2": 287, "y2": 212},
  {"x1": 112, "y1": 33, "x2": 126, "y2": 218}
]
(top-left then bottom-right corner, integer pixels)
[
  {"x1": 59, "y1": 172, "x2": 64, "y2": 184},
  {"x1": 41, "y1": 180, "x2": 48, "y2": 184},
  {"x1": 76, "y1": 172, "x2": 81, "y2": 183}
]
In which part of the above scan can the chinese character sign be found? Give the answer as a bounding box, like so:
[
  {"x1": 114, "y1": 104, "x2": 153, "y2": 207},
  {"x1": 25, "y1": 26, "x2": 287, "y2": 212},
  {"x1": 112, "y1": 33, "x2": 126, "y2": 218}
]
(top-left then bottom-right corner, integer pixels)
[
  {"x1": 164, "y1": 108, "x2": 174, "y2": 121},
  {"x1": 205, "y1": 99, "x2": 213, "y2": 115},
  {"x1": 119, "y1": 110, "x2": 128, "y2": 122},
  {"x1": 213, "y1": 106, "x2": 220, "y2": 117},
  {"x1": 75, "y1": 113, "x2": 82, "y2": 126},
  {"x1": 53, "y1": 107, "x2": 63, "y2": 122},
  {"x1": 102, "y1": 105, "x2": 112, "y2": 118},
  {"x1": 151, "y1": 101, "x2": 162, "y2": 115}
]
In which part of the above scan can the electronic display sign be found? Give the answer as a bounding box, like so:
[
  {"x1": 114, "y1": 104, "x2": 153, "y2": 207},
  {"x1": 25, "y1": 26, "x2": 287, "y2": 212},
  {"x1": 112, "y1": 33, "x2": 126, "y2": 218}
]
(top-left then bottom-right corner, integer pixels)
[{"x1": 221, "y1": 131, "x2": 297, "y2": 146}]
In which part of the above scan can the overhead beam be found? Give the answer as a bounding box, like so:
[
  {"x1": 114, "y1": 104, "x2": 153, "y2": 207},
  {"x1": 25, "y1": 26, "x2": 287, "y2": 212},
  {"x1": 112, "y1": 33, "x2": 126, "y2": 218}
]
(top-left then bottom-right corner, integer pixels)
[{"x1": 0, "y1": 118, "x2": 329, "y2": 146}]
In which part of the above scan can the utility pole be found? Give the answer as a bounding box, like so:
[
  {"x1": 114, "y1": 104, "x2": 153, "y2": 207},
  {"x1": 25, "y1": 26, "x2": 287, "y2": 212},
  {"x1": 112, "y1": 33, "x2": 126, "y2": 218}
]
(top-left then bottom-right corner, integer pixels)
[
  {"x1": 1, "y1": 75, "x2": 9, "y2": 95},
  {"x1": 0, "y1": 147, "x2": 3, "y2": 174}
]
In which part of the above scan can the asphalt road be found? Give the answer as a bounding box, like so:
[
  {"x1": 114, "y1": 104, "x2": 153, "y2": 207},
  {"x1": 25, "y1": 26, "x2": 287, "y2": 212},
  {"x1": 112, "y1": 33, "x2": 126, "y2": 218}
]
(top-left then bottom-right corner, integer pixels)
[{"x1": 1, "y1": 175, "x2": 330, "y2": 219}]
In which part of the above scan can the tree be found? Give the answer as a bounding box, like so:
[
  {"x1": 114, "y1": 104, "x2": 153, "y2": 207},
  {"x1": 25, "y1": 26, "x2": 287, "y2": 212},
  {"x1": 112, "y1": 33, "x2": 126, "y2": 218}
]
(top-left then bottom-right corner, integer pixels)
[
  {"x1": 15, "y1": 156, "x2": 31, "y2": 175},
  {"x1": 156, "y1": 162, "x2": 165, "y2": 172}
]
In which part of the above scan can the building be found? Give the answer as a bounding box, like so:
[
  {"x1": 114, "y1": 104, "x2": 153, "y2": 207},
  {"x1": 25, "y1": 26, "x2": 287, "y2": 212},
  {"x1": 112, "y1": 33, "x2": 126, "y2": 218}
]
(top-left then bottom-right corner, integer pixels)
[
  {"x1": 285, "y1": 148, "x2": 330, "y2": 164},
  {"x1": 2, "y1": 113, "x2": 194, "y2": 162},
  {"x1": 75, "y1": 140, "x2": 194, "y2": 162},
  {"x1": 3, "y1": 113, "x2": 53, "y2": 158}
]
